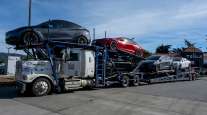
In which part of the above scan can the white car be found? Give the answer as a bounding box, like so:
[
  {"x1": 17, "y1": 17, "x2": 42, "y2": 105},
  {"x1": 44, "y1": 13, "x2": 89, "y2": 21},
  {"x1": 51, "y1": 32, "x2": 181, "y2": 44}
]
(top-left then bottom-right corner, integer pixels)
[
  {"x1": 139, "y1": 55, "x2": 174, "y2": 72},
  {"x1": 173, "y1": 57, "x2": 191, "y2": 69}
]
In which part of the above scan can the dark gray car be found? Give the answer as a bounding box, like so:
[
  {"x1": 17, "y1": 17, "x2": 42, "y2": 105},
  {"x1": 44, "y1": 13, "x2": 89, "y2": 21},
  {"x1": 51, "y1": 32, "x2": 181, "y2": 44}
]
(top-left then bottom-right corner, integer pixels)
[
  {"x1": 137, "y1": 55, "x2": 173, "y2": 72},
  {"x1": 6, "y1": 20, "x2": 91, "y2": 48}
]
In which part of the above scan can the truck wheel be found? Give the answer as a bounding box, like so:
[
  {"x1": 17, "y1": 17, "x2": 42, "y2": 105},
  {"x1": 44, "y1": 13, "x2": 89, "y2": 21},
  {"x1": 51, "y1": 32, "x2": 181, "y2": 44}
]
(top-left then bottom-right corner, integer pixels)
[
  {"x1": 121, "y1": 75, "x2": 129, "y2": 87},
  {"x1": 32, "y1": 78, "x2": 51, "y2": 96},
  {"x1": 132, "y1": 75, "x2": 140, "y2": 86}
]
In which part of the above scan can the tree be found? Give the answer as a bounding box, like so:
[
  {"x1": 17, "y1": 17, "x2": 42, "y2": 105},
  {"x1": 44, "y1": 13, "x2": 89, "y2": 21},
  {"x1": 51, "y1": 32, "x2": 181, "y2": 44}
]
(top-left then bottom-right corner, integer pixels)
[
  {"x1": 172, "y1": 47, "x2": 185, "y2": 56},
  {"x1": 143, "y1": 49, "x2": 151, "y2": 58},
  {"x1": 184, "y1": 39, "x2": 195, "y2": 47},
  {"x1": 155, "y1": 44, "x2": 171, "y2": 54}
]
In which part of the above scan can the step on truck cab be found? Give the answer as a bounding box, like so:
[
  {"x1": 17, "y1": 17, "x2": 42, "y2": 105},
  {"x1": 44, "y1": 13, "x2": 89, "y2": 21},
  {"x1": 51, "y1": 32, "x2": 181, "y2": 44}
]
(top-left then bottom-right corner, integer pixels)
[{"x1": 16, "y1": 48, "x2": 95, "y2": 96}]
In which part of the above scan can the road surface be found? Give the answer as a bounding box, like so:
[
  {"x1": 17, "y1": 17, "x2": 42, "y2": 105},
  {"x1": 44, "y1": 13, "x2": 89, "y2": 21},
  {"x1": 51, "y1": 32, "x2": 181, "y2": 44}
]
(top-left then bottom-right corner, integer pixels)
[{"x1": 1, "y1": 77, "x2": 207, "y2": 115}]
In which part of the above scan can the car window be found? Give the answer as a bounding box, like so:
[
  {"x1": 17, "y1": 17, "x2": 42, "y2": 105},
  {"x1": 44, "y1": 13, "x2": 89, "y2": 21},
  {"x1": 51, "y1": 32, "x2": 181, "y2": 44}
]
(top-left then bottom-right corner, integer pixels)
[
  {"x1": 146, "y1": 56, "x2": 160, "y2": 60},
  {"x1": 123, "y1": 37, "x2": 136, "y2": 44},
  {"x1": 173, "y1": 57, "x2": 181, "y2": 61},
  {"x1": 37, "y1": 21, "x2": 56, "y2": 28},
  {"x1": 37, "y1": 20, "x2": 82, "y2": 29},
  {"x1": 62, "y1": 21, "x2": 82, "y2": 28},
  {"x1": 38, "y1": 22, "x2": 49, "y2": 28},
  {"x1": 53, "y1": 20, "x2": 82, "y2": 28}
]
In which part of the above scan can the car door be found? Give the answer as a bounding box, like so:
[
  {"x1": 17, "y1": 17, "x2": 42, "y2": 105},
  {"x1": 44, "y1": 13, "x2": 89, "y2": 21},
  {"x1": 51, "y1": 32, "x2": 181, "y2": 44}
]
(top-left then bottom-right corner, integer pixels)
[
  {"x1": 52, "y1": 21, "x2": 74, "y2": 41},
  {"x1": 37, "y1": 21, "x2": 59, "y2": 40}
]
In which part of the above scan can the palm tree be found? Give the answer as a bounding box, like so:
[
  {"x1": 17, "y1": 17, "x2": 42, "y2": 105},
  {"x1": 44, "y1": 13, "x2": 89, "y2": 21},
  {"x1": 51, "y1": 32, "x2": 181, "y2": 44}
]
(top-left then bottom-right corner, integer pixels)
[
  {"x1": 156, "y1": 44, "x2": 171, "y2": 54},
  {"x1": 184, "y1": 39, "x2": 195, "y2": 47},
  {"x1": 172, "y1": 47, "x2": 185, "y2": 56}
]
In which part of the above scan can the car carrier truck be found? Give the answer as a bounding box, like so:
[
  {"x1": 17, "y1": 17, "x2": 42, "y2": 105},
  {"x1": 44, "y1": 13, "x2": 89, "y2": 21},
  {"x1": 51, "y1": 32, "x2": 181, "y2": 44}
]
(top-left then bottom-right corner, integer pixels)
[
  {"x1": 16, "y1": 41, "x2": 141, "y2": 96},
  {"x1": 15, "y1": 41, "x2": 198, "y2": 96}
]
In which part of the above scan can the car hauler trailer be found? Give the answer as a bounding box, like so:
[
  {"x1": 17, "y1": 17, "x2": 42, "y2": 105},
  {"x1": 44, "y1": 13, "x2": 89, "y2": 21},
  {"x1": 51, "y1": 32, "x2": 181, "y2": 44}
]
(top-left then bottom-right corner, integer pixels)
[
  {"x1": 16, "y1": 41, "x2": 141, "y2": 96},
  {"x1": 129, "y1": 64, "x2": 198, "y2": 85}
]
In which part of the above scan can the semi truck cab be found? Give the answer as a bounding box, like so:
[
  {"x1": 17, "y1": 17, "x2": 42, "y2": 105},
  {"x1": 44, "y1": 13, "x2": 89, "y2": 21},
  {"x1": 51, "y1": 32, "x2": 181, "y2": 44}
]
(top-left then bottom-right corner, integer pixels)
[{"x1": 16, "y1": 48, "x2": 95, "y2": 96}]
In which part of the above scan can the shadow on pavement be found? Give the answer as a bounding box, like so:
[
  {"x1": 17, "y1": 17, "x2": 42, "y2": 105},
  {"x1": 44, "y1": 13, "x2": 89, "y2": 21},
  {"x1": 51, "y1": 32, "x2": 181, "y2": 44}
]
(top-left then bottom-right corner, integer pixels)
[{"x1": 0, "y1": 86, "x2": 18, "y2": 99}]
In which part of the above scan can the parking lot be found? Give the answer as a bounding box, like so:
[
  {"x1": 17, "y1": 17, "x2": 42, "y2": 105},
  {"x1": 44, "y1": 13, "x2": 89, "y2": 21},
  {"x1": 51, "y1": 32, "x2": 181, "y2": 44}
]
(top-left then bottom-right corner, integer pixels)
[{"x1": 0, "y1": 77, "x2": 207, "y2": 115}]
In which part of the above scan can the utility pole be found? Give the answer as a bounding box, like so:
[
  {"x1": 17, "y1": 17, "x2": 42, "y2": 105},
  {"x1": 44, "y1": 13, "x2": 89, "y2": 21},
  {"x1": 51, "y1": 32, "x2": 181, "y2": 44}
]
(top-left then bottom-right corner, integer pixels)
[
  {"x1": 93, "y1": 28, "x2": 96, "y2": 40},
  {"x1": 104, "y1": 31, "x2": 107, "y2": 38},
  {"x1": 7, "y1": 46, "x2": 12, "y2": 75},
  {"x1": 28, "y1": 0, "x2": 32, "y2": 26}
]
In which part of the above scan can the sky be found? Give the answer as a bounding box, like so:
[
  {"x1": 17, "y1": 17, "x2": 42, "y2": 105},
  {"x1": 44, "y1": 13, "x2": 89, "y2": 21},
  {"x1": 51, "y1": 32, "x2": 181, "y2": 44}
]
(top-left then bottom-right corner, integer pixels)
[{"x1": 0, "y1": 0, "x2": 207, "y2": 54}]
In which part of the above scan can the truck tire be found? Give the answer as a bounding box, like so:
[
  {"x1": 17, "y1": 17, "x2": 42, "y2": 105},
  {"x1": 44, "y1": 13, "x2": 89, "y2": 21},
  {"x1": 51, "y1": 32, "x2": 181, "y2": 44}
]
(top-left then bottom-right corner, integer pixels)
[
  {"x1": 32, "y1": 78, "x2": 51, "y2": 96},
  {"x1": 121, "y1": 75, "x2": 129, "y2": 87},
  {"x1": 131, "y1": 75, "x2": 140, "y2": 86}
]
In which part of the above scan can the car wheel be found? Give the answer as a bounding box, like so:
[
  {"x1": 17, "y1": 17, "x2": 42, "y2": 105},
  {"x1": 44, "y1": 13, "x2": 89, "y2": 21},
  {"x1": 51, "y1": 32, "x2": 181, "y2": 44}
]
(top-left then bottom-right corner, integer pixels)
[
  {"x1": 77, "y1": 36, "x2": 88, "y2": 44},
  {"x1": 32, "y1": 78, "x2": 51, "y2": 96},
  {"x1": 23, "y1": 31, "x2": 41, "y2": 46},
  {"x1": 121, "y1": 75, "x2": 129, "y2": 87},
  {"x1": 110, "y1": 41, "x2": 117, "y2": 51}
]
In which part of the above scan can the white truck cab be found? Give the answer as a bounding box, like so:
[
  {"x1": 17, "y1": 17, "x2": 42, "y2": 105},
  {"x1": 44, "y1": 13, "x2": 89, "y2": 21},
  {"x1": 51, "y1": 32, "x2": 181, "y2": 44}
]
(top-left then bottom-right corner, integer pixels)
[
  {"x1": 16, "y1": 48, "x2": 95, "y2": 96},
  {"x1": 60, "y1": 48, "x2": 95, "y2": 78}
]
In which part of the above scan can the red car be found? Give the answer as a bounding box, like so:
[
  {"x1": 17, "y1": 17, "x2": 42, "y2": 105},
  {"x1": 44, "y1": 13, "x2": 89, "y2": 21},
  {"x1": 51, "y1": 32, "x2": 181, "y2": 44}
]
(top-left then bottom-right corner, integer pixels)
[{"x1": 92, "y1": 37, "x2": 144, "y2": 56}]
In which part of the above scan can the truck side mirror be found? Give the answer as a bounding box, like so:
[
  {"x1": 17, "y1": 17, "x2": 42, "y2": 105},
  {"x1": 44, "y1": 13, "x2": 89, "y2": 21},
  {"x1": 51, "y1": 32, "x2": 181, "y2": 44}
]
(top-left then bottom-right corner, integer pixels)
[{"x1": 63, "y1": 48, "x2": 70, "y2": 62}]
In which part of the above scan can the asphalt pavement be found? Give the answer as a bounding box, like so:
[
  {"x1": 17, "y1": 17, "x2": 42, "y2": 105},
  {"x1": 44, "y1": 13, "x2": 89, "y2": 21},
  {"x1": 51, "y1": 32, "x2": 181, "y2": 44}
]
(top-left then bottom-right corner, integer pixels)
[{"x1": 1, "y1": 77, "x2": 207, "y2": 115}]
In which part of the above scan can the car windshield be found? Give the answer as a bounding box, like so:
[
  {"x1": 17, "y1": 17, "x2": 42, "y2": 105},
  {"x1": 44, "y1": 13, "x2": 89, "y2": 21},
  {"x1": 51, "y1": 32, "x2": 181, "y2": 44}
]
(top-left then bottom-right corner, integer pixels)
[
  {"x1": 146, "y1": 55, "x2": 161, "y2": 60},
  {"x1": 120, "y1": 37, "x2": 137, "y2": 44}
]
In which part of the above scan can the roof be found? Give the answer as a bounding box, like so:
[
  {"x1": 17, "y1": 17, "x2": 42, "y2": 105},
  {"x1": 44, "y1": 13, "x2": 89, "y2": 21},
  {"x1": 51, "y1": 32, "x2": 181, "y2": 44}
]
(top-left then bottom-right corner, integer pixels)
[{"x1": 184, "y1": 47, "x2": 202, "y2": 53}]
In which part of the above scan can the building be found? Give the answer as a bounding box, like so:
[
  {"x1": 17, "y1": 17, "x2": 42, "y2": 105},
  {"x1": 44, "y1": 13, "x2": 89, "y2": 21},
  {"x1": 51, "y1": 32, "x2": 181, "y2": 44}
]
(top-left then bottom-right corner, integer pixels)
[
  {"x1": 7, "y1": 56, "x2": 21, "y2": 75},
  {"x1": 0, "y1": 63, "x2": 6, "y2": 75},
  {"x1": 0, "y1": 53, "x2": 24, "y2": 75},
  {"x1": 183, "y1": 47, "x2": 203, "y2": 67},
  {"x1": 203, "y1": 52, "x2": 207, "y2": 67}
]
